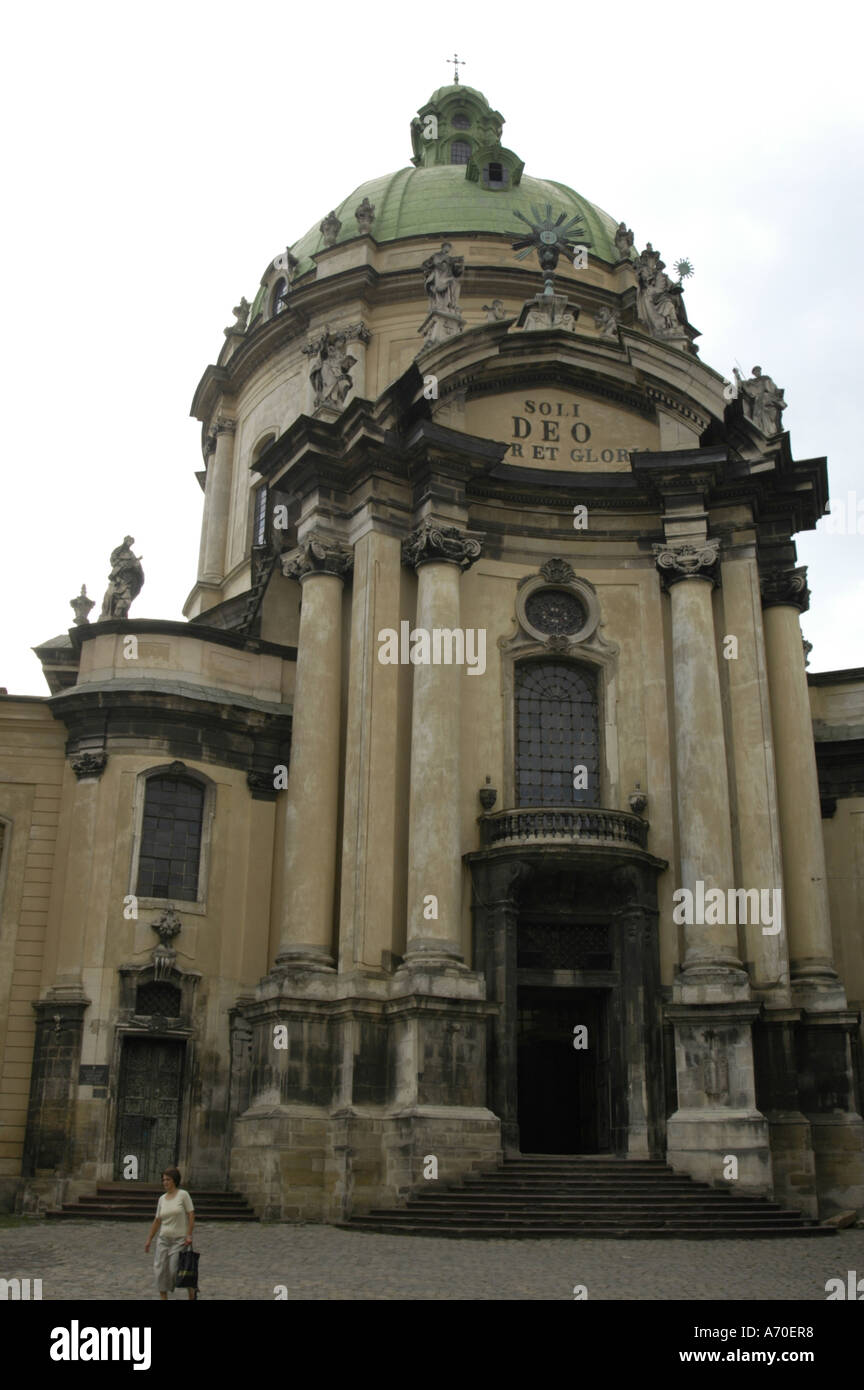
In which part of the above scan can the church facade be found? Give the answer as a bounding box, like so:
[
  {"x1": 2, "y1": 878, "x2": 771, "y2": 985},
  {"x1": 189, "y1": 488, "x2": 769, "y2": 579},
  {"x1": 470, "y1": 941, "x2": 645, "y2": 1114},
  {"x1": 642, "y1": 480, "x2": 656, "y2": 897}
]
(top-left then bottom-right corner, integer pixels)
[{"x1": 2, "y1": 82, "x2": 863, "y2": 1223}]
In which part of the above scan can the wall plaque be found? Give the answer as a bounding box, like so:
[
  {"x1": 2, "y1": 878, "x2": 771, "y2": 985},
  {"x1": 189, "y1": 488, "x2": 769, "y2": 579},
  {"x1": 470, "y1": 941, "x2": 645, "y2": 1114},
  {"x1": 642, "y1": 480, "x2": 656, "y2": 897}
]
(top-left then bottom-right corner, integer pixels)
[{"x1": 78, "y1": 1064, "x2": 109, "y2": 1086}]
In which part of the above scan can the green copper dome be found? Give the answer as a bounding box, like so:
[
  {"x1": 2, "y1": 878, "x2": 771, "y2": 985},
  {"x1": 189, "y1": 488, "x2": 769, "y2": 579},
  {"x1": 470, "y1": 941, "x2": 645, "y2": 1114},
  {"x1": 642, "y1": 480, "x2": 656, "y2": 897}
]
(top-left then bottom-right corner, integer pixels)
[{"x1": 272, "y1": 86, "x2": 623, "y2": 286}]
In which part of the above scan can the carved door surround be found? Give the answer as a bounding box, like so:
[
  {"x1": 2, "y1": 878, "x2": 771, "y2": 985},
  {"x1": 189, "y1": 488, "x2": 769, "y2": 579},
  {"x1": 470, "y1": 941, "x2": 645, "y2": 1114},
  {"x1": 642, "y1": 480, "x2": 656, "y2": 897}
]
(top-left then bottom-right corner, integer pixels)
[{"x1": 467, "y1": 846, "x2": 666, "y2": 1156}]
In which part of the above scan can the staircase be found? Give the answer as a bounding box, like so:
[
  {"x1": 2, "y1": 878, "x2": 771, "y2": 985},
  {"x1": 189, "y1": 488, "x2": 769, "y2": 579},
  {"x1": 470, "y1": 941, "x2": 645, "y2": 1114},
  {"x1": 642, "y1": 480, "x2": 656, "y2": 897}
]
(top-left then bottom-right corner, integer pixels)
[
  {"x1": 46, "y1": 1183, "x2": 257, "y2": 1222},
  {"x1": 340, "y1": 1156, "x2": 835, "y2": 1239}
]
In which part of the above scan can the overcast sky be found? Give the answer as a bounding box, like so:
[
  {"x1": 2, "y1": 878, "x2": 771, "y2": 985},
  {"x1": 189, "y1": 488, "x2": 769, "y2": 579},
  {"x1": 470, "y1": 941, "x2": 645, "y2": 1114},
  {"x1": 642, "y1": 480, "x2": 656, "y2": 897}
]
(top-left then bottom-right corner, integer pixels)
[{"x1": 2, "y1": 0, "x2": 862, "y2": 695}]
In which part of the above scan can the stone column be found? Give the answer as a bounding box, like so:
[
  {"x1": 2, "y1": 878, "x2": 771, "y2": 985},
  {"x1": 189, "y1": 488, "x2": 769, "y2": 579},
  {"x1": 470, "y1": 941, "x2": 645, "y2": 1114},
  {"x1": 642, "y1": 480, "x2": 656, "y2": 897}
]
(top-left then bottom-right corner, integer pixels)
[
  {"x1": 275, "y1": 536, "x2": 352, "y2": 970},
  {"x1": 655, "y1": 540, "x2": 771, "y2": 1195},
  {"x1": 199, "y1": 417, "x2": 235, "y2": 585},
  {"x1": 760, "y1": 566, "x2": 864, "y2": 1217},
  {"x1": 653, "y1": 539, "x2": 748, "y2": 998},
  {"x1": 760, "y1": 567, "x2": 844, "y2": 1009},
  {"x1": 338, "y1": 527, "x2": 402, "y2": 973},
  {"x1": 401, "y1": 521, "x2": 481, "y2": 968},
  {"x1": 719, "y1": 553, "x2": 789, "y2": 998}
]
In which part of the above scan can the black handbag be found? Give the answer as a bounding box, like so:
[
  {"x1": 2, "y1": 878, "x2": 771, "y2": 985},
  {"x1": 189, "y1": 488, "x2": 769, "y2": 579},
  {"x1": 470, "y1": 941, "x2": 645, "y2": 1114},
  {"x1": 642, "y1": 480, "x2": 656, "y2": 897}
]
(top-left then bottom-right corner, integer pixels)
[{"x1": 175, "y1": 1245, "x2": 200, "y2": 1290}]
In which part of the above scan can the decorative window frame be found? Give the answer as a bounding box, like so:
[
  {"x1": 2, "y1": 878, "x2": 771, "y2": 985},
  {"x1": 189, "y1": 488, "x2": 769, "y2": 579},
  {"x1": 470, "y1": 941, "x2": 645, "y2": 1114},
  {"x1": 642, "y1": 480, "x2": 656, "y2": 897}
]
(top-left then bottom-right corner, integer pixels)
[
  {"x1": 128, "y1": 762, "x2": 216, "y2": 917},
  {"x1": 498, "y1": 562, "x2": 619, "y2": 810}
]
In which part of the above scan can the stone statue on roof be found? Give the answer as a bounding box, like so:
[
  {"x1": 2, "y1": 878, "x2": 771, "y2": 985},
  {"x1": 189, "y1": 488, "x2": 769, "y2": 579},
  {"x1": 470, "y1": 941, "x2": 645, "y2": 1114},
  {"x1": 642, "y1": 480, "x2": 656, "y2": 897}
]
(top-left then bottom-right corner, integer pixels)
[
  {"x1": 633, "y1": 244, "x2": 689, "y2": 339},
  {"x1": 225, "y1": 297, "x2": 250, "y2": 336},
  {"x1": 734, "y1": 366, "x2": 786, "y2": 435},
  {"x1": 355, "y1": 198, "x2": 376, "y2": 234},
  {"x1": 320, "y1": 211, "x2": 342, "y2": 247},
  {"x1": 614, "y1": 222, "x2": 634, "y2": 260},
  {"x1": 99, "y1": 537, "x2": 144, "y2": 620}
]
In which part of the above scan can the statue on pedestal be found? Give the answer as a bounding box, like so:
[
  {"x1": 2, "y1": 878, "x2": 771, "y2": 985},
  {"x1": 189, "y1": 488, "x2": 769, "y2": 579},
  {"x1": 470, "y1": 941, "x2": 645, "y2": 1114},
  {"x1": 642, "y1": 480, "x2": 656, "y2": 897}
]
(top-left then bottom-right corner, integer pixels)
[
  {"x1": 422, "y1": 242, "x2": 464, "y2": 313},
  {"x1": 99, "y1": 537, "x2": 144, "y2": 620},
  {"x1": 417, "y1": 243, "x2": 466, "y2": 349},
  {"x1": 733, "y1": 366, "x2": 786, "y2": 435}
]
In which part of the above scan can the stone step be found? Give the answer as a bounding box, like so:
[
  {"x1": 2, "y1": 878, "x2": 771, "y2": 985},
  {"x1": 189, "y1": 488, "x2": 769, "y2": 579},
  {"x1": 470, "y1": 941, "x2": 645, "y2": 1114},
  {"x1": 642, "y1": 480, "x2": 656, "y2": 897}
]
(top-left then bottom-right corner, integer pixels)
[
  {"x1": 409, "y1": 1199, "x2": 791, "y2": 1213},
  {"x1": 340, "y1": 1154, "x2": 829, "y2": 1240},
  {"x1": 339, "y1": 1219, "x2": 834, "y2": 1240},
  {"x1": 46, "y1": 1186, "x2": 257, "y2": 1221},
  {"x1": 365, "y1": 1210, "x2": 811, "y2": 1227}
]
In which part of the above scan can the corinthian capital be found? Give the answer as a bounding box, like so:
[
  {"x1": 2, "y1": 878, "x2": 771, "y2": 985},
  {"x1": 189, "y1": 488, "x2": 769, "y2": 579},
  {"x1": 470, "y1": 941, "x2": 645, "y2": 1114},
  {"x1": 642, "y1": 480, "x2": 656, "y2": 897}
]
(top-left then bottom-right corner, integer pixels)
[
  {"x1": 759, "y1": 565, "x2": 810, "y2": 613},
  {"x1": 214, "y1": 416, "x2": 236, "y2": 436},
  {"x1": 653, "y1": 538, "x2": 720, "y2": 588},
  {"x1": 281, "y1": 535, "x2": 353, "y2": 582},
  {"x1": 401, "y1": 520, "x2": 483, "y2": 572}
]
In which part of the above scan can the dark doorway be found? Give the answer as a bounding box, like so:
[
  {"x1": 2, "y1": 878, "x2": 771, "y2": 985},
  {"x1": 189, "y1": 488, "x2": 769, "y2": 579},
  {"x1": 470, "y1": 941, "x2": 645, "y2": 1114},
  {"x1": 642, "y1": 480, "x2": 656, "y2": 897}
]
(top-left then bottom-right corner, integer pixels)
[
  {"x1": 115, "y1": 1038, "x2": 184, "y2": 1180},
  {"x1": 517, "y1": 987, "x2": 610, "y2": 1153}
]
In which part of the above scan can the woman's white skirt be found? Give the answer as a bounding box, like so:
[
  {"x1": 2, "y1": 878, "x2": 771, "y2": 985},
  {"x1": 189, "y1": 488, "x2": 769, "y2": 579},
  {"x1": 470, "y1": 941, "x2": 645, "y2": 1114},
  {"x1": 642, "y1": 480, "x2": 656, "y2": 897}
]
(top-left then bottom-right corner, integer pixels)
[{"x1": 154, "y1": 1235, "x2": 187, "y2": 1293}]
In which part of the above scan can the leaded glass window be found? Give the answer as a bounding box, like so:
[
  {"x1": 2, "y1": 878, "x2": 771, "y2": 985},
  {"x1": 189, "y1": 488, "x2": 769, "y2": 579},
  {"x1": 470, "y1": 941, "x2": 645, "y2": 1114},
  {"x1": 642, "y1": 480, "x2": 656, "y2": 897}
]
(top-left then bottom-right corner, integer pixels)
[
  {"x1": 451, "y1": 140, "x2": 471, "y2": 164},
  {"x1": 515, "y1": 661, "x2": 599, "y2": 807},
  {"x1": 137, "y1": 777, "x2": 204, "y2": 902}
]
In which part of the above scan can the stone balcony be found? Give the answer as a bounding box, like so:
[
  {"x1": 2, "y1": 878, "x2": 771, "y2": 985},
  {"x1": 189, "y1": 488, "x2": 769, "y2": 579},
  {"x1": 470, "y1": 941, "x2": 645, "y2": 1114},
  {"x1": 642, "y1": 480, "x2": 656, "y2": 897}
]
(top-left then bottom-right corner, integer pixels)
[{"x1": 478, "y1": 806, "x2": 648, "y2": 851}]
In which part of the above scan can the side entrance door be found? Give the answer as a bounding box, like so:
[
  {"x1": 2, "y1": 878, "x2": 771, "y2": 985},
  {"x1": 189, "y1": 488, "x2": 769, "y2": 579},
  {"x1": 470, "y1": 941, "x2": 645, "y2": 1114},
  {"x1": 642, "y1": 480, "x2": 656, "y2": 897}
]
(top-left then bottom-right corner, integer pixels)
[{"x1": 115, "y1": 1038, "x2": 184, "y2": 1180}]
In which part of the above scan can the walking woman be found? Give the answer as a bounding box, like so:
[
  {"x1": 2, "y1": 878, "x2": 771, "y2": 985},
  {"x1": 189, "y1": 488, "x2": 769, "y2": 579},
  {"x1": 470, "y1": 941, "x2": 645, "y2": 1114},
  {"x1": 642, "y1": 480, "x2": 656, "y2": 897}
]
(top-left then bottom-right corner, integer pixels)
[{"x1": 145, "y1": 1168, "x2": 196, "y2": 1299}]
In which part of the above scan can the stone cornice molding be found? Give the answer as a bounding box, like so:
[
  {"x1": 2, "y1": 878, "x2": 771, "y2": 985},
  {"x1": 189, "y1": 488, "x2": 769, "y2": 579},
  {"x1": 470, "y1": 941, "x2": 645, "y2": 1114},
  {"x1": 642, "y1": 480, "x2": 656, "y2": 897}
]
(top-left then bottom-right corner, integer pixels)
[
  {"x1": 759, "y1": 565, "x2": 810, "y2": 613},
  {"x1": 653, "y1": 538, "x2": 721, "y2": 588},
  {"x1": 281, "y1": 535, "x2": 354, "y2": 583},
  {"x1": 401, "y1": 520, "x2": 483, "y2": 572}
]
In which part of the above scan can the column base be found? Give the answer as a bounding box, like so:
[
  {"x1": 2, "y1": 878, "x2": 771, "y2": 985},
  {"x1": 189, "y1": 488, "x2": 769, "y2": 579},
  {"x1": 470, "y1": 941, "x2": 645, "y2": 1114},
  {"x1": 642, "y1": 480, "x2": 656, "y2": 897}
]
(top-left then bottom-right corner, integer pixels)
[
  {"x1": 790, "y1": 958, "x2": 847, "y2": 1012},
  {"x1": 673, "y1": 963, "x2": 751, "y2": 1004},
  {"x1": 666, "y1": 1110, "x2": 773, "y2": 1195},
  {"x1": 272, "y1": 945, "x2": 337, "y2": 973}
]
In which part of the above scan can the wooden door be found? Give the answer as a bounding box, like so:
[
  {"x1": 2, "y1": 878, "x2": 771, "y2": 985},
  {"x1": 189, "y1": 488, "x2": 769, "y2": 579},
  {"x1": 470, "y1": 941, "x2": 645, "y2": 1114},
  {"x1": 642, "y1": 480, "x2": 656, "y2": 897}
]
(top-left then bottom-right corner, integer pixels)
[{"x1": 115, "y1": 1038, "x2": 184, "y2": 1180}]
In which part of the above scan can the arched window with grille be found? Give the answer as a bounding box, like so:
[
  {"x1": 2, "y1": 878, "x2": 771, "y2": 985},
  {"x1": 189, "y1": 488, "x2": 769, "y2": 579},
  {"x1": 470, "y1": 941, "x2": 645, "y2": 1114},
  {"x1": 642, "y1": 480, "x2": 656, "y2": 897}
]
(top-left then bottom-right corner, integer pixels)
[
  {"x1": 515, "y1": 660, "x2": 600, "y2": 807},
  {"x1": 450, "y1": 139, "x2": 471, "y2": 164},
  {"x1": 136, "y1": 775, "x2": 205, "y2": 902}
]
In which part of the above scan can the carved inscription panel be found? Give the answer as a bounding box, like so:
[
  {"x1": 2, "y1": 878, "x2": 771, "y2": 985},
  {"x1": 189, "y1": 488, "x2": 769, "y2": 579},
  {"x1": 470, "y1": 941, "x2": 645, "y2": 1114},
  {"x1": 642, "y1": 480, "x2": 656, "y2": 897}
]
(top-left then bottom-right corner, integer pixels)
[{"x1": 464, "y1": 391, "x2": 660, "y2": 472}]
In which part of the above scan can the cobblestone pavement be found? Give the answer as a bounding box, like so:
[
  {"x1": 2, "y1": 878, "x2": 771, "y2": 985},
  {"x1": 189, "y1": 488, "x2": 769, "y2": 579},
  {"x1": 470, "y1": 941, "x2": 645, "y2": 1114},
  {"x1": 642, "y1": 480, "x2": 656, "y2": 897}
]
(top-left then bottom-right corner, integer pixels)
[{"x1": 1, "y1": 1220, "x2": 863, "y2": 1300}]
